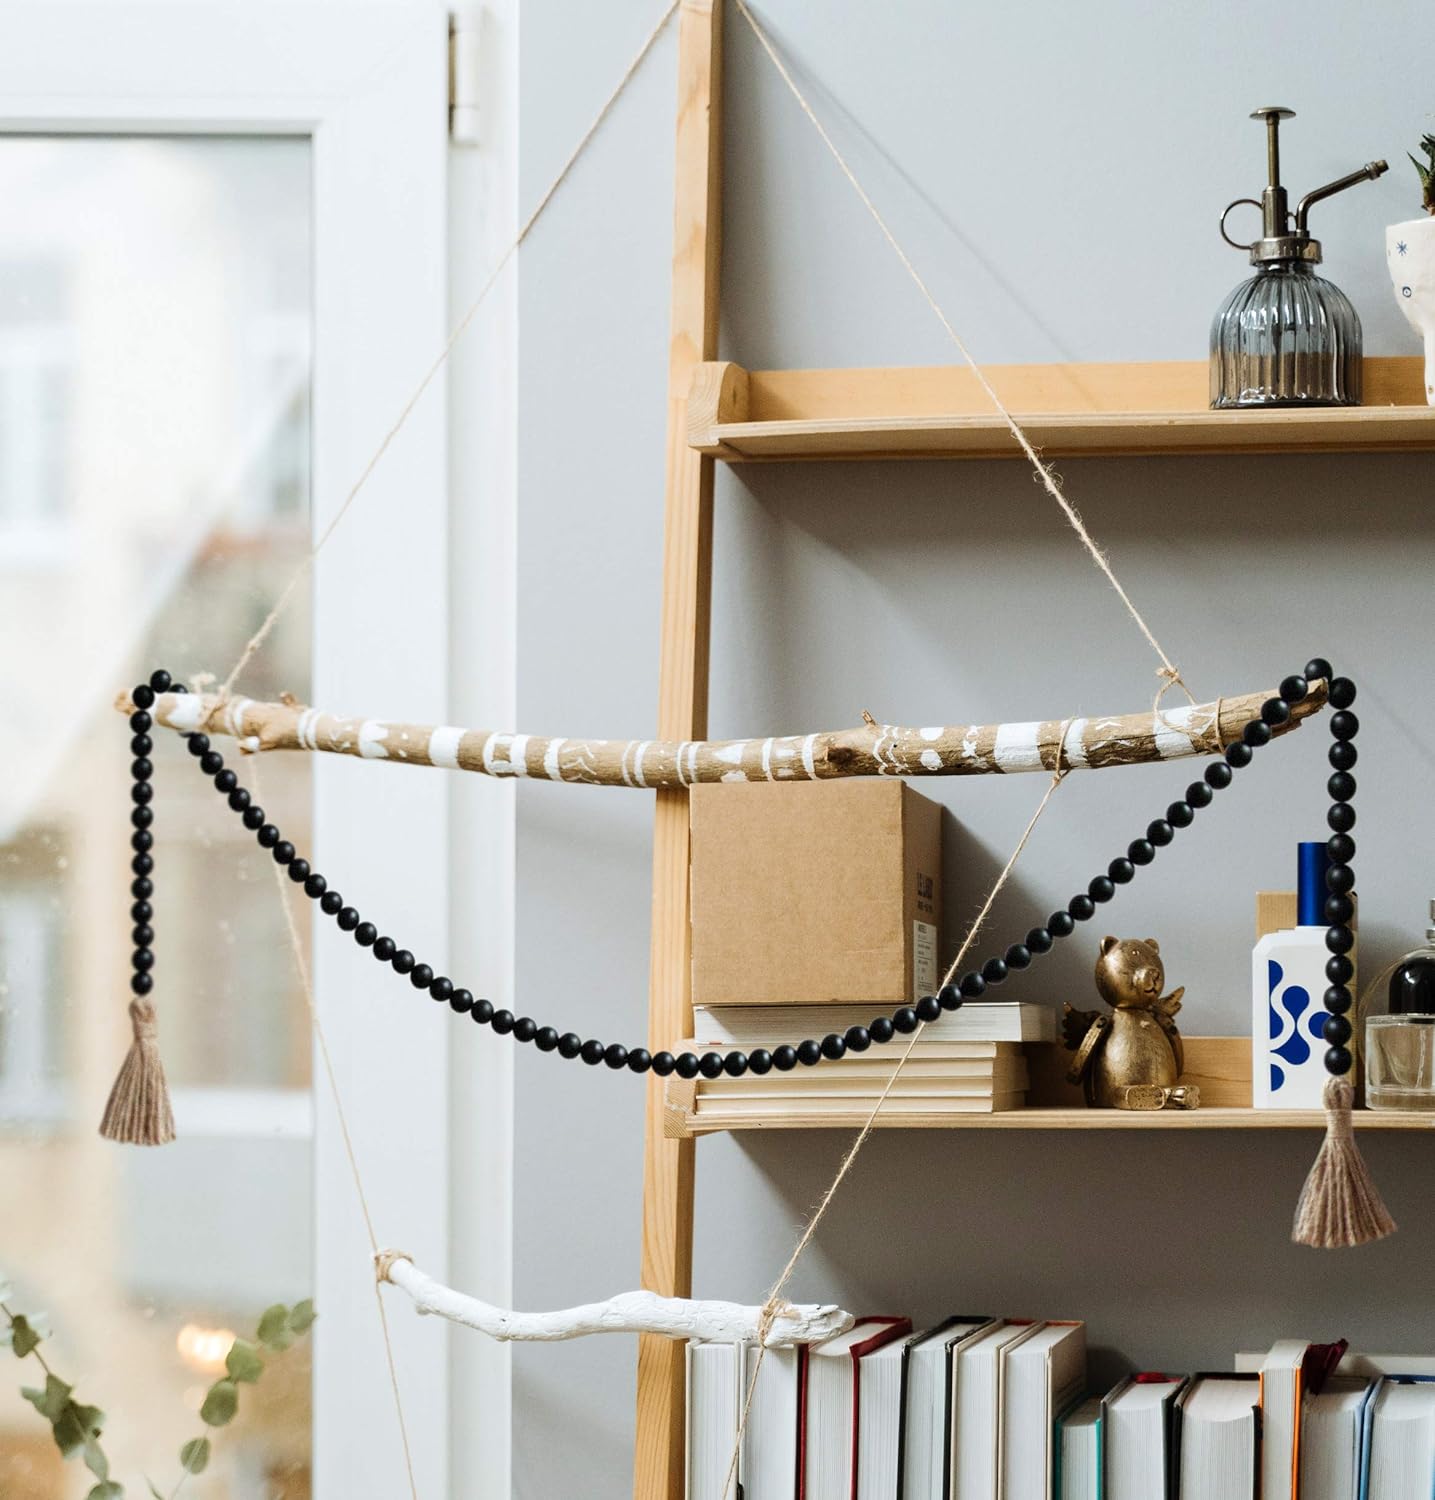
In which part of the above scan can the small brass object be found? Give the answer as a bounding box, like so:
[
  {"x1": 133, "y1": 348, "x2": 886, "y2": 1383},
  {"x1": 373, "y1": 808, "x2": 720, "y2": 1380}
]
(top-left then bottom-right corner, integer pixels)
[{"x1": 1063, "y1": 936, "x2": 1195, "y2": 1110}]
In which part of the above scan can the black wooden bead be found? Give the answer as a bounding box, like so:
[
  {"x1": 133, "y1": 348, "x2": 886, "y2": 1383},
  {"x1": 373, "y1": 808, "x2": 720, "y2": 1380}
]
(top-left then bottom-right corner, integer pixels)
[
  {"x1": 747, "y1": 1049, "x2": 771, "y2": 1076},
  {"x1": 554, "y1": 1027, "x2": 579, "y2": 1054},
  {"x1": 1325, "y1": 925, "x2": 1354, "y2": 955},
  {"x1": 200, "y1": 751, "x2": 223, "y2": 775},
  {"x1": 131, "y1": 734, "x2": 153, "y2": 757},
  {"x1": 1027, "y1": 927, "x2": 1054, "y2": 954},
  {"x1": 1107, "y1": 859, "x2": 1135, "y2": 885},
  {"x1": 1127, "y1": 839, "x2": 1155, "y2": 866},
  {"x1": 960, "y1": 970, "x2": 988, "y2": 997},
  {"x1": 796, "y1": 1040, "x2": 823, "y2": 1066},
  {"x1": 917, "y1": 993, "x2": 943, "y2": 1019},
  {"x1": 131, "y1": 782, "x2": 153, "y2": 805},
  {"x1": 845, "y1": 1024, "x2": 872, "y2": 1051},
  {"x1": 1328, "y1": 677, "x2": 1356, "y2": 710},
  {"x1": 773, "y1": 1045, "x2": 799, "y2": 1071},
  {"x1": 1325, "y1": 894, "x2": 1354, "y2": 925},
  {"x1": 892, "y1": 1006, "x2": 920, "y2": 1034},
  {"x1": 699, "y1": 1050, "x2": 725, "y2": 1078},
  {"x1": 1324, "y1": 986, "x2": 1354, "y2": 1014},
  {"x1": 1048, "y1": 910, "x2": 1076, "y2": 938},
  {"x1": 581, "y1": 1038, "x2": 605, "y2": 1065},
  {"x1": 1204, "y1": 762, "x2": 1233, "y2": 790},
  {"x1": 1327, "y1": 803, "x2": 1356, "y2": 834},
  {"x1": 391, "y1": 948, "x2": 416, "y2": 975},
  {"x1": 257, "y1": 824, "x2": 279, "y2": 848},
  {"x1": 1261, "y1": 697, "x2": 1291, "y2": 726},
  {"x1": 273, "y1": 841, "x2": 295, "y2": 865},
  {"x1": 535, "y1": 1026, "x2": 559, "y2": 1052},
  {"x1": 1167, "y1": 801, "x2": 1194, "y2": 828},
  {"x1": 1146, "y1": 820, "x2": 1174, "y2": 849},
  {"x1": 186, "y1": 733, "x2": 209, "y2": 755},
  {"x1": 628, "y1": 1047, "x2": 653, "y2": 1073},
  {"x1": 938, "y1": 983, "x2": 963, "y2": 1010},
  {"x1": 356, "y1": 922, "x2": 378, "y2": 946},
  {"x1": 228, "y1": 788, "x2": 251, "y2": 813},
  {"x1": 242, "y1": 806, "x2": 265, "y2": 830},
  {"x1": 1305, "y1": 658, "x2": 1334, "y2": 683},
  {"x1": 1322, "y1": 1014, "x2": 1353, "y2": 1046},
  {"x1": 472, "y1": 999, "x2": 494, "y2": 1024},
  {"x1": 131, "y1": 877, "x2": 153, "y2": 900},
  {"x1": 675, "y1": 1050, "x2": 700, "y2": 1077},
  {"x1": 869, "y1": 1016, "x2": 895, "y2": 1044},
  {"x1": 1324, "y1": 747, "x2": 1359, "y2": 787},
  {"x1": 1006, "y1": 943, "x2": 1033, "y2": 969},
  {"x1": 721, "y1": 1050, "x2": 747, "y2": 1076},
  {"x1": 1326, "y1": 954, "x2": 1354, "y2": 985},
  {"x1": 131, "y1": 971, "x2": 153, "y2": 995},
  {"x1": 982, "y1": 956, "x2": 1009, "y2": 984},
  {"x1": 1224, "y1": 742, "x2": 1252, "y2": 769},
  {"x1": 214, "y1": 769, "x2": 237, "y2": 794},
  {"x1": 1327, "y1": 772, "x2": 1356, "y2": 803},
  {"x1": 320, "y1": 890, "x2": 343, "y2": 915},
  {"x1": 1326, "y1": 863, "x2": 1355, "y2": 895},
  {"x1": 129, "y1": 710, "x2": 152, "y2": 734},
  {"x1": 1279, "y1": 675, "x2": 1309, "y2": 704},
  {"x1": 304, "y1": 873, "x2": 326, "y2": 899},
  {"x1": 409, "y1": 963, "x2": 433, "y2": 989},
  {"x1": 1327, "y1": 834, "x2": 1355, "y2": 864},
  {"x1": 820, "y1": 1032, "x2": 847, "y2": 1061},
  {"x1": 132, "y1": 946, "x2": 155, "y2": 972},
  {"x1": 1069, "y1": 894, "x2": 1096, "y2": 921},
  {"x1": 131, "y1": 900, "x2": 153, "y2": 924},
  {"x1": 1242, "y1": 720, "x2": 1272, "y2": 748},
  {"x1": 131, "y1": 853, "x2": 153, "y2": 877},
  {"x1": 1325, "y1": 1045, "x2": 1353, "y2": 1076},
  {"x1": 450, "y1": 988, "x2": 474, "y2": 1015},
  {"x1": 429, "y1": 975, "x2": 453, "y2": 1002},
  {"x1": 491, "y1": 1010, "x2": 514, "y2": 1035},
  {"x1": 132, "y1": 924, "x2": 154, "y2": 948},
  {"x1": 1330, "y1": 711, "x2": 1359, "y2": 741},
  {"x1": 1186, "y1": 781, "x2": 1213, "y2": 809},
  {"x1": 652, "y1": 1050, "x2": 677, "y2": 1075},
  {"x1": 1088, "y1": 876, "x2": 1116, "y2": 903},
  {"x1": 511, "y1": 1016, "x2": 536, "y2": 1042},
  {"x1": 170, "y1": 683, "x2": 189, "y2": 695},
  {"x1": 373, "y1": 935, "x2": 396, "y2": 961},
  {"x1": 287, "y1": 858, "x2": 310, "y2": 883},
  {"x1": 132, "y1": 684, "x2": 155, "y2": 710},
  {"x1": 131, "y1": 757, "x2": 154, "y2": 781},
  {"x1": 149, "y1": 669, "x2": 172, "y2": 693},
  {"x1": 336, "y1": 905, "x2": 360, "y2": 930}
]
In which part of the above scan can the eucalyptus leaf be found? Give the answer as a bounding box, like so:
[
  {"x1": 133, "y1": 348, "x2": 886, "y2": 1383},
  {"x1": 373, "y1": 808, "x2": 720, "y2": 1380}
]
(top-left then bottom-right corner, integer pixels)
[
  {"x1": 22, "y1": 1373, "x2": 72, "y2": 1421},
  {"x1": 256, "y1": 1305, "x2": 293, "y2": 1352},
  {"x1": 10, "y1": 1315, "x2": 39, "y2": 1357},
  {"x1": 53, "y1": 1403, "x2": 89, "y2": 1457},
  {"x1": 287, "y1": 1300, "x2": 315, "y2": 1334},
  {"x1": 84, "y1": 1437, "x2": 110, "y2": 1480},
  {"x1": 225, "y1": 1338, "x2": 264, "y2": 1384},
  {"x1": 85, "y1": 1483, "x2": 123, "y2": 1499},
  {"x1": 180, "y1": 1435, "x2": 211, "y2": 1474},
  {"x1": 199, "y1": 1379, "x2": 239, "y2": 1428}
]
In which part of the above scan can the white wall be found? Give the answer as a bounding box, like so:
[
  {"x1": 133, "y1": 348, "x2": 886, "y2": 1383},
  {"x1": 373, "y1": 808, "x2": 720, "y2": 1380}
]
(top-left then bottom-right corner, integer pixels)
[{"x1": 510, "y1": 3, "x2": 1435, "y2": 1495}]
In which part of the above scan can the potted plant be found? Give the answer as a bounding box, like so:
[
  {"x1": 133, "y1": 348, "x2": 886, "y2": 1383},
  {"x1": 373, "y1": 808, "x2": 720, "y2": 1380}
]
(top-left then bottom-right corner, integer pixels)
[{"x1": 1387, "y1": 133, "x2": 1435, "y2": 405}]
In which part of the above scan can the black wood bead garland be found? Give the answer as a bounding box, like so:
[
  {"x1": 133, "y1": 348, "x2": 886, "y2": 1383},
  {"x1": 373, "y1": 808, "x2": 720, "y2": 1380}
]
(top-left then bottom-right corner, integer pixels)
[{"x1": 129, "y1": 663, "x2": 1350, "y2": 1085}]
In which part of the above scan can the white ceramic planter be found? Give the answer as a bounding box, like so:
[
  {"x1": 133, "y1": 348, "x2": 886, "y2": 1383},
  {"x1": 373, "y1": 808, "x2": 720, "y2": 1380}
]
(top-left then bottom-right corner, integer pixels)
[{"x1": 1387, "y1": 216, "x2": 1435, "y2": 405}]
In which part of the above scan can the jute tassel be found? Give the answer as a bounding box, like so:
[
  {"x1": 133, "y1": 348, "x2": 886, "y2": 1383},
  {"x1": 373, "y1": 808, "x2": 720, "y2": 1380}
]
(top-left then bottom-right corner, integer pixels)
[
  {"x1": 1291, "y1": 1076, "x2": 1395, "y2": 1248},
  {"x1": 98, "y1": 996, "x2": 175, "y2": 1146}
]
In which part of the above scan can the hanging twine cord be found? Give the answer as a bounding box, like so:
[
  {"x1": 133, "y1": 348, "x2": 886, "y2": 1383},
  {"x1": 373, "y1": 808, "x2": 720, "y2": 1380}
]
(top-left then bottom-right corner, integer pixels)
[
  {"x1": 721, "y1": 764, "x2": 1068, "y2": 1498},
  {"x1": 219, "y1": 0, "x2": 682, "y2": 698},
  {"x1": 732, "y1": 0, "x2": 1192, "y2": 709}
]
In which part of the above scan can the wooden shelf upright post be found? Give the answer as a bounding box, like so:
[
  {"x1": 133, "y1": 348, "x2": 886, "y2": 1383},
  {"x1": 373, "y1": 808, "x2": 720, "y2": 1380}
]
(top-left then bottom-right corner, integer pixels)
[{"x1": 635, "y1": 3, "x2": 723, "y2": 1498}]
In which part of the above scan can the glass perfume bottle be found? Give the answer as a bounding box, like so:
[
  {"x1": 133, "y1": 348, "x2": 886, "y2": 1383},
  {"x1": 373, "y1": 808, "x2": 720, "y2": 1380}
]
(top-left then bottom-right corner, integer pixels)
[{"x1": 1365, "y1": 901, "x2": 1435, "y2": 1111}]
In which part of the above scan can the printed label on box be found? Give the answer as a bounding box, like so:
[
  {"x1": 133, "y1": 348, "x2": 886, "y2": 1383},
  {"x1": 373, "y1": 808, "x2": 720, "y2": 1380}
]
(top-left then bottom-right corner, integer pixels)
[{"x1": 913, "y1": 920, "x2": 937, "y2": 1001}]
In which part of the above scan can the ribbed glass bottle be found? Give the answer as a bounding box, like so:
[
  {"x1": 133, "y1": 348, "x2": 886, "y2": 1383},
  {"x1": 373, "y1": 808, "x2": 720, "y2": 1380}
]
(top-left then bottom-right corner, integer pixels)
[{"x1": 1209, "y1": 262, "x2": 1363, "y2": 408}]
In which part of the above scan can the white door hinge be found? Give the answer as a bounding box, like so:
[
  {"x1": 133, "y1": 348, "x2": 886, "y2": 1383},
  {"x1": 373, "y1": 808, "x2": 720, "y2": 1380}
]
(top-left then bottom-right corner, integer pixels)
[{"x1": 449, "y1": 5, "x2": 481, "y2": 146}]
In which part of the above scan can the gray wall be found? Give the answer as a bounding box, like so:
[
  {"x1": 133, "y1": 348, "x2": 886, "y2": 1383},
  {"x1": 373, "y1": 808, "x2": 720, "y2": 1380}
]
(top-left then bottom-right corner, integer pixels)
[{"x1": 512, "y1": 4, "x2": 1435, "y2": 1495}]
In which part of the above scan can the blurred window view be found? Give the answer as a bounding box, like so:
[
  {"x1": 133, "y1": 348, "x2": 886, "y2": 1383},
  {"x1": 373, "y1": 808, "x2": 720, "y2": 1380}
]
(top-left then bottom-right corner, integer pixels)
[{"x1": 0, "y1": 137, "x2": 315, "y2": 1499}]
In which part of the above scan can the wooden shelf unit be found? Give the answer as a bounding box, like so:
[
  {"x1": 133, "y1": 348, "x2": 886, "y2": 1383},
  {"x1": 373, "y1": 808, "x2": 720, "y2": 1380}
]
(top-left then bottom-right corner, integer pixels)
[{"x1": 686, "y1": 358, "x2": 1435, "y2": 463}]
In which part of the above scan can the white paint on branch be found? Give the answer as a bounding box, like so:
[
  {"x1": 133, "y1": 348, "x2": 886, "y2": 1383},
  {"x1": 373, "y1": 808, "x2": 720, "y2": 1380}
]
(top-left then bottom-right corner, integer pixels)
[
  {"x1": 993, "y1": 720, "x2": 1045, "y2": 773},
  {"x1": 379, "y1": 1254, "x2": 854, "y2": 1346}
]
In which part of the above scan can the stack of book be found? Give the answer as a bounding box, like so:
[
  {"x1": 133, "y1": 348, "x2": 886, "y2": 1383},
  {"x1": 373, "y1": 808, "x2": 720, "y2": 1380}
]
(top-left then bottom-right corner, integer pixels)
[
  {"x1": 688, "y1": 1329, "x2": 1435, "y2": 1500},
  {"x1": 678, "y1": 1003, "x2": 1054, "y2": 1127}
]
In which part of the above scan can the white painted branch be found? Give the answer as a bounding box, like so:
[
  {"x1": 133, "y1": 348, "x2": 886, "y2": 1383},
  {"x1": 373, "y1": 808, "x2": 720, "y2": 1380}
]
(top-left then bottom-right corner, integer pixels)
[
  {"x1": 120, "y1": 681, "x2": 1327, "y2": 789},
  {"x1": 379, "y1": 1254, "x2": 853, "y2": 1346}
]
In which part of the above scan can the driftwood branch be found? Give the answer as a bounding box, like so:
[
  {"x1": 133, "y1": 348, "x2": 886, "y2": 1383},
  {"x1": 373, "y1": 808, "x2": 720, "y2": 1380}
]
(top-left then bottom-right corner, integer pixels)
[
  {"x1": 121, "y1": 682, "x2": 1326, "y2": 789},
  {"x1": 377, "y1": 1253, "x2": 853, "y2": 1345}
]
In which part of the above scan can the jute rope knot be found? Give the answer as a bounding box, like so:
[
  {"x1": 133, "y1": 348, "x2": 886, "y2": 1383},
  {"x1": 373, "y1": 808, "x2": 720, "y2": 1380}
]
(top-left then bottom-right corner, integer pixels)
[
  {"x1": 375, "y1": 1249, "x2": 413, "y2": 1286},
  {"x1": 127, "y1": 996, "x2": 159, "y2": 1042}
]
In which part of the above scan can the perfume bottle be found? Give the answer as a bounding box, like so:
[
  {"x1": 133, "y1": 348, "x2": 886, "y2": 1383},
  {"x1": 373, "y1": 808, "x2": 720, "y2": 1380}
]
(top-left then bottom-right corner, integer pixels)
[{"x1": 1366, "y1": 901, "x2": 1435, "y2": 1111}]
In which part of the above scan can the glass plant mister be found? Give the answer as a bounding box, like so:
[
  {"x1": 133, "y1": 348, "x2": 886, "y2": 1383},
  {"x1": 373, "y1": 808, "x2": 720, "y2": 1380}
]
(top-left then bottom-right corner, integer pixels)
[
  {"x1": 1211, "y1": 108, "x2": 1387, "y2": 409},
  {"x1": 1365, "y1": 900, "x2": 1435, "y2": 1111}
]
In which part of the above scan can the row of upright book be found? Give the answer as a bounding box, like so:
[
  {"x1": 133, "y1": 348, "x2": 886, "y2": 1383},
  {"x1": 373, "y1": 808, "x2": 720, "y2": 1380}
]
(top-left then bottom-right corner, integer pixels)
[{"x1": 688, "y1": 1323, "x2": 1435, "y2": 1500}]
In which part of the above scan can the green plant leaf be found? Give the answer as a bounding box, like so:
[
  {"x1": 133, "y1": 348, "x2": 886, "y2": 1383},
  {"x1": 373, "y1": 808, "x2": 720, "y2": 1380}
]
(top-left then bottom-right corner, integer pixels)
[
  {"x1": 225, "y1": 1337, "x2": 264, "y2": 1384},
  {"x1": 22, "y1": 1373, "x2": 72, "y2": 1421},
  {"x1": 179, "y1": 1436, "x2": 211, "y2": 1474},
  {"x1": 85, "y1": 1483, "x2": 123, "y2": 1499},
  {"x1": 84, "y1": 1437, "x2": 110, "y2": 1480},
  {"x1": 10, "y1": 1315, "x2": 40, "y2": 1357},
  {"x1": 256, "y1": 1305, "x2": 293, "y2": 1352},
  {"x1": 53, "y1": 1399, "x2": 104, "y2": 1458},
  {"x1": 199, "y1": 1379, "x2": 239, "y2": 1428},
  {"x1": 287, "y1": 1299, "x2": 315, "y2": 1334}
]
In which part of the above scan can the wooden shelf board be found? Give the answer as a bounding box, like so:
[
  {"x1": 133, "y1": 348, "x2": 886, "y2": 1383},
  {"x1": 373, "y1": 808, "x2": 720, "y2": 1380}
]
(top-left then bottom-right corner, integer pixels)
[{"x1": 686, "y1": 358, "x2": 1435, "y2": 463}]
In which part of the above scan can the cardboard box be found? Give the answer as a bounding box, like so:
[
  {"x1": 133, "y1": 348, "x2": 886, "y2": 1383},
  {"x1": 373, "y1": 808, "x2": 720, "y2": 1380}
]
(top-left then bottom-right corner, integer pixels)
[{"x1": 689, "y1": 780, "x2": 942, "y2": 1006}]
